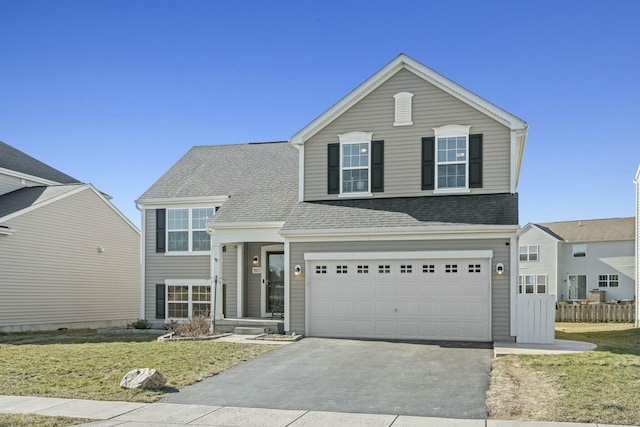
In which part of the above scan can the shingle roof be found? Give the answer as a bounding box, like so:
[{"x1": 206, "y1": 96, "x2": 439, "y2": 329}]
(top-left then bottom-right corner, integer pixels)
[
  {"x1": 138, "y1": 142, "x2": 300, "y2": 223},
  {"x1": 281, "y1": 193, "x2": 518, "y2": 231},
  {"x1": 535, "y1": 218, "x2": 635, "y2": 242},
  {"x1": 0, "y1": 185, "x2": 84, "y2": 219},
  {"x1": 0, "y1": 141, "x2": 80, "y2": 184}
]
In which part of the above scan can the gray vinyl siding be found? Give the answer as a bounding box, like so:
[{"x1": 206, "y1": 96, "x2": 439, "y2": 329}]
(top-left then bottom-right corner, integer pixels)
[
  {"x1": 558, "y1": 240, "x2": 635, "y2": 302},
  {"x1": 304, "y1": 69, "x2": 511, "y2": 201},
  {"x1": 289, "y1": 238, "x2": 512, "y2": 340},
  {"x1": 143, "y1": 208, "x2": 210, "y2": 322},
  {"x1": 519, "y1": 227, "x2": 559, "y2": 296},
  {"x1": 222, "y1": 245, "x2": 238, "y2": 318},
  {"x1": 0, "y1": 187, "x2": 140, "y2": 332},
  {"x1": 0, "y1": 172, "x2": 42, "y2": 196}
]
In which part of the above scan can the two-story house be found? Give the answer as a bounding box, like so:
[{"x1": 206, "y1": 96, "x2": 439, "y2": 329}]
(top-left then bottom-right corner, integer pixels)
[
  {"x1": 0, "y1": 141, "x2": 141, "y2": 332},
  {"x1": 519, "y1": 218, "x2": 636, "y2": 302},
  {"x1": 137, "y1": 54, "x2": 529, "y2": 342}
]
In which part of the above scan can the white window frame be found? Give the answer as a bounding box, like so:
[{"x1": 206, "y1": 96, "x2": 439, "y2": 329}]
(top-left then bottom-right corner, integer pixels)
[
  {"x1": 433, "y1": 125, "x2": 471, "y2": 193},
  {"x1": 337, "y1": 131, "x2": 373, "y2": 196},
  {"x1": 518, "y1": 274, "x2": 548, "y2": 294},
  {"x1": 598, "y1": 274, "x2": 619, "y2": 287},
  {"x1": 519, "y1": 245, "x2": 539, "y2": 262},
  {"x1": 165, "y1": 279, "x2": 212, "y2": 321},
  {"x1": 167, "y1": 207, "x2": 214, "y2": 253},
  {"x1": 572, "y1": 244, "x2": 587, "y2": 258}
]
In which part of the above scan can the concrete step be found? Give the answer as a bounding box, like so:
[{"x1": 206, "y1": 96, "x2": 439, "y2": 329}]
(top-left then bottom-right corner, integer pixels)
[{"x1": 234, "y1": 326, "x2": 266, "y2": 335}]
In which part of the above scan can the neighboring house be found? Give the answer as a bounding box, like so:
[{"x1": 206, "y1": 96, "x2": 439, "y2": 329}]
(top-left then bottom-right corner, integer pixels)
[
  {"x1": 519, "y1": 218, "x2": 636, "y2": 302},
  {"x1": 137, "y1": 54, "x2": 529, "y2": 342},
  {"x1": 0, "y1": 141, "x2": 141, "y2": 332},
  {"x1": 635, "y1": 166, "x2": 640, "y2": 327}
]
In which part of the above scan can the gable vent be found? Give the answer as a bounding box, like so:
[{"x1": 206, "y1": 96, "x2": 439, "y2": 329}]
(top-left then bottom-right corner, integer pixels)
[{"x1": 393, "y1": 92, "x2": 414, "y2": 126}]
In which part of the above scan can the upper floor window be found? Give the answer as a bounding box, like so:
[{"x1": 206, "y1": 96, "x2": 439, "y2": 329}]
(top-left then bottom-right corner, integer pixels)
[
  {"x1": 433, "y1": 125, "x2": 472, "y2": 191},
  {"x1": 167, "y1": 207, "x2": 214, "y2": 252},
  {"x1": 338, "y1": 132, "x2": 372, "y2": 194},
  {"x1": 393, "y1": 92, "x2": 414, "y2": 126},
  {"x1": 519, "y1": 245, "x2": 539, "y2": 262},
  {"x1": 572, "y1": 244, "x2": 587, "y2": 258}
]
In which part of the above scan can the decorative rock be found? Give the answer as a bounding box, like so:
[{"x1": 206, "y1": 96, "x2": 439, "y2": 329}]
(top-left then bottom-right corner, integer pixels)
[{"x1": 120, "y1": 368, "x2": 166, "y2": 389}]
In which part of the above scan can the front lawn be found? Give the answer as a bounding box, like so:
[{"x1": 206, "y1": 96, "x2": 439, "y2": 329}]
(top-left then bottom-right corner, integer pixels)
[
  {"x1": 488, "y1": 322, "x2": 640, "y2": 425},
  {"x1": 0, "y1": 329, "x2": 275, "y2": 403}
]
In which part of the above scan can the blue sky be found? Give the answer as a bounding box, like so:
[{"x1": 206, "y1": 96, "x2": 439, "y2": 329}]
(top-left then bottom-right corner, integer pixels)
[{"x1": 1, "y1": 0, "x2": 639, "y2": 227}]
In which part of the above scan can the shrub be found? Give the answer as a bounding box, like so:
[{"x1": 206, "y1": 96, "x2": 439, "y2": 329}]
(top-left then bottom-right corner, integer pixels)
[
  {"x1": 128, "y1": 319, "x2": 152, "y2": 330},
  {"x1": 175, "y1": 314, "x2": 211, "y2": 337}
]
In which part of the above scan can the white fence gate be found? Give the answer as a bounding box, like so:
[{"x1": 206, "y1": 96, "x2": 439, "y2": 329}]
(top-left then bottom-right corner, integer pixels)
[{"x1": 516, "y1": 294, "x2": 556, "y2": 344}]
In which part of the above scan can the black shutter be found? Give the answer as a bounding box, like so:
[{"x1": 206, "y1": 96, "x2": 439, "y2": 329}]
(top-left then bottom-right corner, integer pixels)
[
  {"x1": 155, "y1": 284, "x2": 166, "y2": 319},
  {"x1": 155, "y1": 209, "x2": 166, "y2": 253},
  {"x1": 421, "y1": 137, "x2": 435, "y2": 190},
  {"x1": 371, "y1": 140, "x2": 384, "y2": 193},
  {"x1": 327, "y1": 143, "x2": 340, "y2": 194},
  {"x1": 469, "y1": 134, "x2": 483, "y2": 188}
]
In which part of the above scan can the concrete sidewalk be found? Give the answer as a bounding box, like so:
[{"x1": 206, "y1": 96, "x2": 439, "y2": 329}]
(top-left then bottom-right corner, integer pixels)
[{"x1": 0, "y1": 395, "x2": 630, "y2": 427}]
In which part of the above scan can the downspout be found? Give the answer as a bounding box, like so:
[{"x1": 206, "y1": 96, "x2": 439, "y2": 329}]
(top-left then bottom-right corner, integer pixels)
[{"x1": 135, "y1": 203, "x2": 145, "y2": 320}]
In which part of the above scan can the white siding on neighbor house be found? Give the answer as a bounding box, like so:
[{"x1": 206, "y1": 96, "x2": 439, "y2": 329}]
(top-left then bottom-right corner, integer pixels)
[
  {"x1": 557, "y1": 240, "x2": 635, "y2": 302},
  {"x1": 303, "y1": 69, "x2": 512, "y2": 201},
  {"x1": 637, "y1": 176, "x2": 640, "y2": 326},
  {"x1": 0, "y1": 171, "x2": 42, "y2": 196},
  {"x1": 518, "y1": 226, "x2": 559, "y2": 296},
  {"x1": 143, "y1": 209, "x2": 211, "y2": 323},
  {"x1": 289, "y1": 238, "x2": 513, "y2": 340},
  {"x1": 0, "y1": 187, "x2": 140, "y2": 332}
]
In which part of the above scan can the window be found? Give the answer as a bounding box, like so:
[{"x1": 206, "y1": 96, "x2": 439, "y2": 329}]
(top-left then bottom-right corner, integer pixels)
[
  {"x1": 598, "y1": 274, "x2": 619, "y2": 287},
  {"x1": 336, "y1": 265, "x2": 348, "y2": 274},
  {"x1": 518, "y1": 275, "x2": 547, "y2": 294},
  {"x1": 357, "y1": 265, "x2": 369, "y2": 274},
  {"x1": 378, "y1": 264, "x2": 391, "y2": 274},
  {"x1": 337, "y1": 132, "x2": 373, "y2": 194},
  {"x1": 434, "y1": 125, "x2": 471, "y2": 190},
  {"x1": 167, "y1": 208, "x2": 214, "y2": 252},
  {"x1": 519, "y1": 245, "x2": 539, "y2": 261},
  {"x1": 315, "y1": 265, "x2": 327, "y2": 274},
  {"x1": 572, "y1": 244, "x2": 587, "y2": 258},
  {"x1": 445, "y1": 264, "x2": 458, "y2": 273},
  {"x1": 422, "y1": 264, "x2": 435, "y2": 273},
  {"x1": 400, "y1": 264, "x2": 413, "y2": 273},
  {"x1": 468, "y1": 264, "x2": 481, "y2": 273},
  {"x1": 167, "y1": 283, "x2": 211, "y2": 319}
]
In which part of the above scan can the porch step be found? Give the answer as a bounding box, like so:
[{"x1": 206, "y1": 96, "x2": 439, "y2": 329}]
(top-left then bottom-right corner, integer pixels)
[{"x1": 234, "y1": 327, "x2": 267, "y2": 335}]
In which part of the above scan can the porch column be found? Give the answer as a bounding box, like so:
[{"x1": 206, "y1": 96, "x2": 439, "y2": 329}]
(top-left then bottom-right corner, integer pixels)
[
  {"x1": 212, "y1": 243, "x2": 223, "y2": 321},
  {"x1": 236, "y1": 243, "x2": 244, "y2": 318}
]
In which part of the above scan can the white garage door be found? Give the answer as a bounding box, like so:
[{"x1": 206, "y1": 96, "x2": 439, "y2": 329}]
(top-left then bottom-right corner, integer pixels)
[{"x1": 308, "y1": 257, "x2": 491, "y2": 341}]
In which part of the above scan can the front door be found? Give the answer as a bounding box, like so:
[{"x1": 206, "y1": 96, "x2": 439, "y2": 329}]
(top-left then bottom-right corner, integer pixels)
[
  {"x1": 568, "y1": 274, "x2": 587, "y2": 300},
  {"x1": 266, "y1": 252, "x2": 284, "y2": 316}
]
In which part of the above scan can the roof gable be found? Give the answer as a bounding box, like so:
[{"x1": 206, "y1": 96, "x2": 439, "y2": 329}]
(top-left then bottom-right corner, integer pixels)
[
  {"x1": 289, "y1": 53, "x2": 528, "y2": 146},
  {"x1": 535, "y1": 218, "x2": 635, "y2": 242},
  {"x1": 0, "y1": 141, "x2": 80, "y2": 184}
]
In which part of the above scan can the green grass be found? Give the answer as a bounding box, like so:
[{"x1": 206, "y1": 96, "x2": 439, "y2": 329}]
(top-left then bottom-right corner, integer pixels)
[
  {"x1": 515, "y1": 323, "x2": 640, "y2": 425},
  {"x1": 0, "y1": 414, "x2": 89, "y2": 427},
  {"x1": 0, "y1": 329, "x2": 275, "y2": 403}
]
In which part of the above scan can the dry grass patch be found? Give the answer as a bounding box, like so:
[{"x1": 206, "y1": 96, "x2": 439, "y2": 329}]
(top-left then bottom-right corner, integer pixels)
[
  {"x1": 489, "y1": 322, "x2": 640, "y2": 425},
  {"x1": 0, "y1": 413, "x2": 89, "y2": 427},
  {"x1": 0, "y1": 329, "x2": 275, "y2": 403}
]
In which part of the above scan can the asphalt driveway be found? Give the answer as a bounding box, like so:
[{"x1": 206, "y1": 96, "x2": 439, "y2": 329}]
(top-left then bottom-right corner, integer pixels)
[{"x1": 161, "y1": 338, "x2": 493, "y2": 419}]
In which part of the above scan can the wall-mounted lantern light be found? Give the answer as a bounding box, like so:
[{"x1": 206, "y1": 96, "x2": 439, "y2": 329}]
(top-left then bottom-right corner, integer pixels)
[
  {"x1": 496, "y1": 262, "x2": 505, "y2": 275},
  {"x1": 294, "y1": 265, "x2": 302, "y2": 276},
  {"x1": 252, "y1": 255, "x2": 259, "y2": 265}
]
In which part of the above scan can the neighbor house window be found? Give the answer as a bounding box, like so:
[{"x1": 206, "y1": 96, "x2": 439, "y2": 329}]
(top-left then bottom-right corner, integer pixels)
[
  {"x1": 598, "y1": 274, "x2": 619, "y2": 287},
  {"x1": 572, "y1": 244, "x2": 587, "y2": 258},
  {"x1": 338, "y1": 132, "x2": 372, "y2": 194},
  {"x1": 434, "y1": 125, "x2": 471, "y2": 190},
  {"x1": 519, "y1": 245, "x2": 539, "y2": 261},
  {"x1": 518, "y1": 275, "x2": 547, "y2": 294},
  {"x1": 167, "y1": 207, "x2": 214, "y2": 252},
  {"x1": 167, "y1": 282, "x2": 211, "y2": 319}
]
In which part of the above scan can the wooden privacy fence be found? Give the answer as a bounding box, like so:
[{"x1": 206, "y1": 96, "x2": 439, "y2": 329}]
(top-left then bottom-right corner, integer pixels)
[{"x1": 556, "y1": 302, "x2": 636, "y2": 322}]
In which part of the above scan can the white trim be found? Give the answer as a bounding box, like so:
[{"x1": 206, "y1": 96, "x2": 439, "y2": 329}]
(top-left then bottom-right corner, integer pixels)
[
  {"x1": 433, "y1": 124, "x2": 471, "y2": 138},
  {"x1": 284, "y1": 240, "x2": 291, "y2": 332},
  {"x1": 236, "y1": 243, "x2": 244, "y2": 318},
  {"x1": 164, "y1": 278, "x2": 211, "y2": 285},
  {"x1": 338, "y1": 131, "x2": 373, "y2": 143},
  {"x1": 510, "y1": 234, "x2": 518, "y2": 337},
  {"x1": 289, "y1": 53, "x2": 527, "y2": 147},
  {"x1": 166, "y1": 207, "x2": 214, "y2": 254},
  {"x1": 139, "y1": 207, "x2": 146, "y2": 319},
  {"x1": 281, "y1": 224, "x2": 519, "y2": 239},
  {"x1": 0, "y1": 227, "x2": 14, "y2": 235},
  {"x1": 433, "y1": 125, "x2": 471, "y2": 191},
  {"x1": 338, "y1": 133, "x2": 373, "y2": 195},
  {"x1": 0, "y1": 166, "x2": 63, "y2": 186},
  {"x1": 209, "y1": 221, "x2": 285, "y2": 230},
  {"x1": 261, "y1": 244, "x2": 285, "y2": 317},
  {"x1": 297, "y1": 144, "x2": 305, "y2": 202},
  {"x1": 212, "y1": 227, "x2": 285, "y2": 246},
  {"x1": 567, "y1": 274, "x2": 589, "y2": 300},
  {"x1": 136, "y1": 195, "x2": 230, "y2": 206},
  {"x1": 212, "y1": 244, "x2": 223, "y2": 320},
  {"x1": 164, "y1": 279, "x2": 212, "y2": 321},
  {"x1": 304, "y1": 250, "x2": 493, "y2": 261}
]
